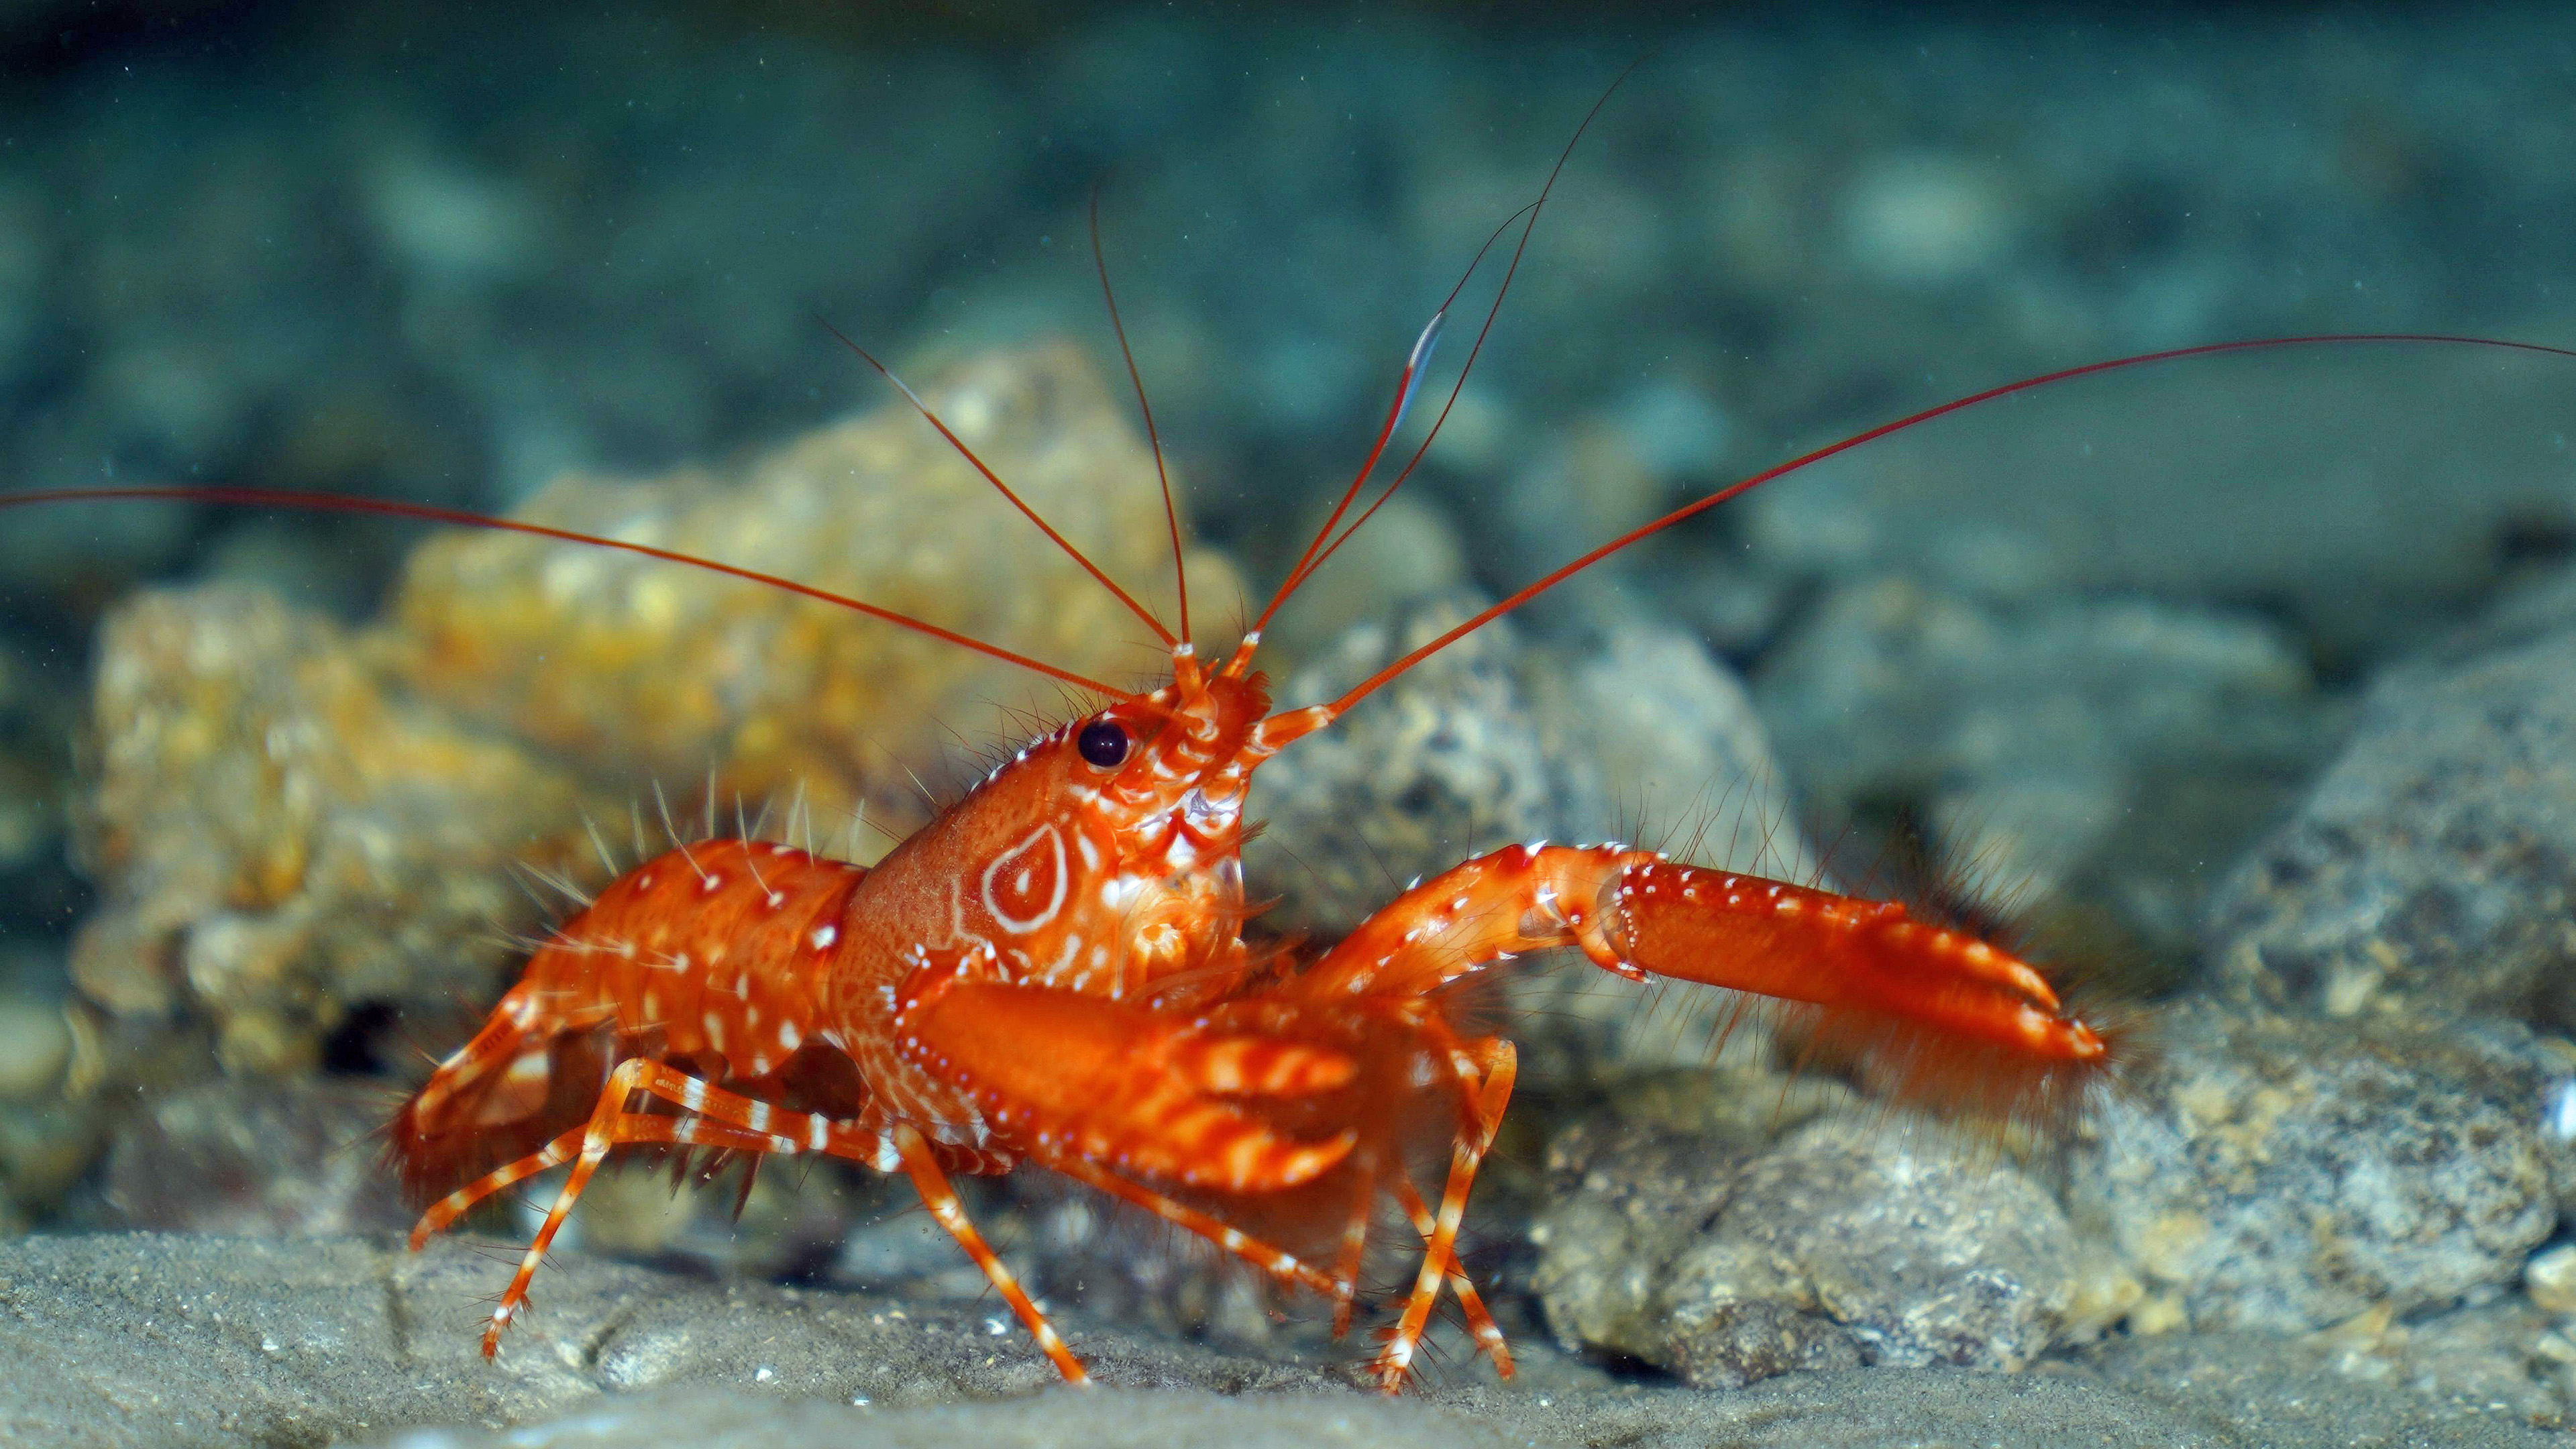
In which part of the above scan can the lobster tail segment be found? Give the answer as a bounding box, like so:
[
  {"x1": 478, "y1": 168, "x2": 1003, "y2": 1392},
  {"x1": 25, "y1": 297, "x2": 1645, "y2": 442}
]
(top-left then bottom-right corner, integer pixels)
[
  {"x1": 1597, "y1": 859, "x2": 2121, "y2": 1138},
  {"x1": 383, "y1": 981, "x2": 614, "y2": 1208}
]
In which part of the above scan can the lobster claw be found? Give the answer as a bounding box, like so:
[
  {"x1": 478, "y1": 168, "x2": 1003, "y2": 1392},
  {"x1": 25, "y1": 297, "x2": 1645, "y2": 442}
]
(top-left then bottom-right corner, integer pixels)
[{"x1": 893, "y1": 951, "x2": 1356, "y2": 1192}]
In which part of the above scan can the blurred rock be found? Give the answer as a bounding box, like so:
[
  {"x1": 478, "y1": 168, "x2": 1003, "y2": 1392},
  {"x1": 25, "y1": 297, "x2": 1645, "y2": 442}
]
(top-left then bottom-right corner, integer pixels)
[
  {"x1": 72, "y1": 584, "x2": 603, "y2": 1076},
  {"x1": 388, "y1": 342, "x2": 1226, "y2": 827},
  {"x1": 1262, "y1": 491, "x2": 1470, "y2": 663},
  {"x1": 1529, "y1": 1071, "x2": 2109, "y2": 1389},
  {"x1": 103, "y1": 1077, "x2": 413, "y2": 1237},
  {"x1": 2529, "y1": 1244, "x2": 2576, "y2": 1316},
  {"x1": 2071, "y1": 998, "x2": 2557, "y2": 1334},
  {"x1": 0, "y1": 986, "x2": 70, "y2": 1099},
  {"x1": 1753, "y1": 578, "x2": 2328, "y2": 975},
  {"x1": 1733, "y1": 347, "x2": 2576, "y2": 657},
  {"x1": 0, "y1": 1098, "x2": 99, "y2": 1235},
  {"x1": 2208, "y1": 622, "x2": 2576, "y2": 1030},
  {"x1": 1837, "y1": 152, "x2": 2027, "y2": 287},
  {"x1": 2301, "y1": 1297, "x2": 2570, "y2": 1429}
]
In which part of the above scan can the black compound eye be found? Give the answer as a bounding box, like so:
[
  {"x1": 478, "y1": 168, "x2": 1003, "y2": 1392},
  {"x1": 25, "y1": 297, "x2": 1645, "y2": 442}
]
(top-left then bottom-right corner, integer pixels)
[{"x1": 1076, "y1": 718, "x2": 1130, "y2": 769}]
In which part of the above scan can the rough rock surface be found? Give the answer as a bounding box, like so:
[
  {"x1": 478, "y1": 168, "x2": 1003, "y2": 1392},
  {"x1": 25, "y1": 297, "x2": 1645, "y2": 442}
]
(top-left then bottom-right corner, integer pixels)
[
  {"x1": 2070, "y1": 998, "x2": 2559, "y2": 1334},
  {"x1": 1528, "y1": 1069, "x2": 2123, "y2": 1389},
  {"x1": 2206, "y1": 624, "x2": 2576, "y2": 1030},
  {"x1": 3, "y1": 1232, "x2": 2565, "y2": 1449},
  {"x1": 71, "y1": 585, "x2": 603, "y2": 1077}
]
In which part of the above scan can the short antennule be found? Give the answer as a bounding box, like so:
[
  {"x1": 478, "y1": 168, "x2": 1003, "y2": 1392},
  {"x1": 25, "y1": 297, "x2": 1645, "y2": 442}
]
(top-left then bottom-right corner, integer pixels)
[{"x1": 1242, "y1": 62, "x2": 1643, "y2": 672}]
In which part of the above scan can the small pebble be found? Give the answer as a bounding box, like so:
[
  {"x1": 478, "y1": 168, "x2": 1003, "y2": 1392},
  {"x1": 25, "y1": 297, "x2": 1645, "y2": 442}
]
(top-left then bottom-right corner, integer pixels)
[{"x1": 2530, "y1": 1244, "x2": 2576, "y2": 1317}]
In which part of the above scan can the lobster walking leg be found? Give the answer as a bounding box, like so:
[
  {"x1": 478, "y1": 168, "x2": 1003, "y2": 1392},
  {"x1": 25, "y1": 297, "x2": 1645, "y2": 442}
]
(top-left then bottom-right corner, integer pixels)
[
  {"x1": 411, "y1": 1054, "x2": 1096, "y2": 1381},
  {"x1": 891, "y1": 1124, "x2": 1091, "y2": 1386},
  {"x1": 1372, "y1": 1033, "x2": 1515, "y2": 1389},
  {"x1": 540, "y1": 1062, "x2": 1091, "y2": 1384},
  {"x1": 459, "y1": 1057, "x2": 801, "y2": 1354},
  {"x1": 1315, "y1": 1152, "x2": 1509, "y2": 1373},
  {"x1": 1328, "y1": 1161, "x2": 1375, "y2": 1338},
  {"x1": 407, "y1": 1113, "x2": 778, "y2": 1250},
  {"x1": 1041, "y1": 1152, "x2": 1347, "y2": 1300},
  {"x1": 1388, "y1": 1173, "x2": 1512, "y2": 1378}
]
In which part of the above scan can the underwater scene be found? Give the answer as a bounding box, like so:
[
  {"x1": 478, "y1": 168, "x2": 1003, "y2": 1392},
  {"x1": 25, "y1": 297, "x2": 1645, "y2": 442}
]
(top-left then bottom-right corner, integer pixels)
[{"x1": 1, "y1": 3, "x2": 2573, "y2": 1445}]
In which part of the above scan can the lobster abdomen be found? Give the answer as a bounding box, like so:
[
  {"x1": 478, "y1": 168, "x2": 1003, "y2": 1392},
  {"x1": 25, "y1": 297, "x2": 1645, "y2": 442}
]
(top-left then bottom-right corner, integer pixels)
[{"x1": 389, "y1": 839, "x2": 867, "y2": 1204}]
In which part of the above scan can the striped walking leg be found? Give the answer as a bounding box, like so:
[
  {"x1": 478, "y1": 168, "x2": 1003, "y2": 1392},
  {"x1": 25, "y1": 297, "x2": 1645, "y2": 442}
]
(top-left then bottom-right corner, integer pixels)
[
  {"x1": 892, "y1": 1124, "x2": 1091, "y2": 1386},
  {"x1": 1389, "y1": 1172, "x2": 1513, "y2": 1378},
  {"x1": 545, "y1": 1063, "x2": 1091, "y2": 1383},
  {"x1": 468, "y1": 1058, "x2": 796, "y2": 1354},
  {"x1": 1041, "y1": 1152, "x2": 1347, "y2": 1301},
  {"x1": 1370, "y1": 1036, "x2": 1515, "y2": 1391}
]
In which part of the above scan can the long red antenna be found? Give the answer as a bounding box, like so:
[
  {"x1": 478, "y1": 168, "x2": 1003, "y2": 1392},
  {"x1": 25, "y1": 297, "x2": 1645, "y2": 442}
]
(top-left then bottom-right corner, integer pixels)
[
  {"x1": 0, "y1": 485, "x2": 1124, "y2": 696},
  {"x1": 1236, "y1": 58, "x2": 1645, "y2": 669},
  {"x1": 819, "y1": 321, "x2": 1178, "y2": 649},
  {"x1": 1091, "y1": 189, "x2": 1191, "y2": 653},
  {"x1": 1322, "y1": 331, "x2": 2576, "y2": 718}
]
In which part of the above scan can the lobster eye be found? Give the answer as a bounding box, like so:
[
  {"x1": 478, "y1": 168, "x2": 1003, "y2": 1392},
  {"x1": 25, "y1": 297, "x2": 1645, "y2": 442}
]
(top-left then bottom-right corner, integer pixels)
[{"x1": 1075, "y1": 718, "x2": 1130, "y2": 769}]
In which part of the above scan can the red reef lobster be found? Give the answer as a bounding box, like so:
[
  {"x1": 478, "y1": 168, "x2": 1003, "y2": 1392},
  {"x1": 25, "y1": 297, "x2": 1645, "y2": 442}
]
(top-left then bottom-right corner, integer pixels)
[{"x1": 14, "y1": 78, "x2": 2566, "y2": 1394}]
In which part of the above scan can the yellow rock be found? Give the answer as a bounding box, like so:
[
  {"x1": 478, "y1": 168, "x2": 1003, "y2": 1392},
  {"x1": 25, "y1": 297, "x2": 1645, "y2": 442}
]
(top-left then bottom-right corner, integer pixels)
[{"x1": 72, "y1": 344, "x2": 1232, "y2": 1083}]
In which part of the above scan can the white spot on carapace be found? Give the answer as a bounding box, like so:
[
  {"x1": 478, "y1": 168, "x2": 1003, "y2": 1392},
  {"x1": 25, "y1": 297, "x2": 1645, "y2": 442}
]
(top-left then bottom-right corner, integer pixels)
[{"x1": 810, "y1": 924, "x2": 839, "y2": 951}]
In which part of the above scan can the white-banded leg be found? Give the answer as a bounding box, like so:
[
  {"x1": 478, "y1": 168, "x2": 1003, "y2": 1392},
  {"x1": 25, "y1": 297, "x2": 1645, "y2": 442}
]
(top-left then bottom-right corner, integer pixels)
[
  {"x1": 1371, "y1": 1036, "x2": 1516, "y2": 1391},
  {"x1": 892, "y1": 1124, "x2": 1091, "y2": 1386},
  {"x1": 470, "y1": 1057, "x2": 796, "y2": 1355},
  {"x1": 1328, "y1": 1159, "x2": 1377, "y2": 1338},
  {"x1": 1041, "y1": 1152, "x2": 1347, "y2": 1301},
  {"x1": 1389, "y1": 1172, "x2": 1513, "y2": 1378}
]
